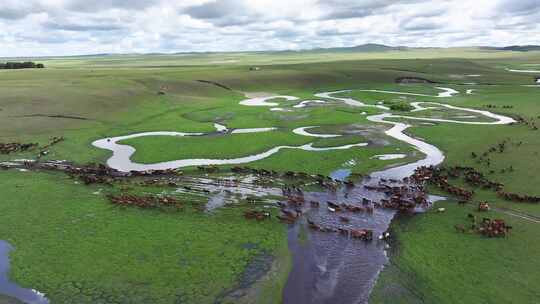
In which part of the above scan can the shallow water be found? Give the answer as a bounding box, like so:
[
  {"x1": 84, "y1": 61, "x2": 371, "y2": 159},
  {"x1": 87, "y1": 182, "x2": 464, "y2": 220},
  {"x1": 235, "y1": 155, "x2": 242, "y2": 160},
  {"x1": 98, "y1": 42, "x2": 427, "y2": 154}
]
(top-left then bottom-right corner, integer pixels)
[
  {"x1": 371, "y1": 154, "x2": 407, "y2": 160},
  {"x1": 329, "y1": 169, "x2": 352, "y2": 181},
  {"x1": 0, "y1": 241, "x2": 49, "y2": 304},
  {"x1": 174, "y1": 175, "x2": 284, "y2": 211},
  {"x1": 281, "y1": 134, "x2": 451, "y2": 303},
  {"x1": 93, "y1": 88, "x2": 513, "y2": 173},
  {"x1": 403, "y1": 102, "x2": 514, "y2": 125},
  {"x1": 282, "y1": 173, "x2": 433, "y2": 304},
  {"x1": 270, "y1": 107, "x2": 292, "y2": 112},
  {"x1": 214, "y1": 123, "x2": 228, "y2": 132},
  {"x1": 506, "y1": 68, "x2": 540, "y2": 73},
  {"x1": 293, "y1": 100, "x2": 326, "y2": 108},
  {"x1": 357, "y1": 87, "x2": 458, "y2": 98},
  {"x1": 281, "y1": 89, "x2": 515, "y2": 304},
  {"x1": 230, "y1": 127, "x2": 277, "y2": 134},
  {"x1": 240, "y1": 95, "x2": 299, "y2": 107},
  {"x1": 366, "y1": 113, "x2": 445, "y2": 180},
  {"x1": 86, "y1": 87, "x2": 518, "y2": 303},
  {"x1": 93, "y1": 135, "x2": 368, "y2": 172},
  {"x1": 314, "y1": 91, "x2": 390, "y2": 110},
  {"x1": 0, "y1": 87, "x2": 516, "y2": 303},
  {"x1": 293, "y1": 127, "x2": 342, "y2": 138}
]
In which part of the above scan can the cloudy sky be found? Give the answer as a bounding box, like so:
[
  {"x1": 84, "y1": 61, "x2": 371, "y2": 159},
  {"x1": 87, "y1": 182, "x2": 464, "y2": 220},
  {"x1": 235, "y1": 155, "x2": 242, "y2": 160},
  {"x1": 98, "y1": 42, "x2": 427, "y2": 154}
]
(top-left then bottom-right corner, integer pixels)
[{"x1": 1, "y1": 0, "x2": 539, "y2": 57}]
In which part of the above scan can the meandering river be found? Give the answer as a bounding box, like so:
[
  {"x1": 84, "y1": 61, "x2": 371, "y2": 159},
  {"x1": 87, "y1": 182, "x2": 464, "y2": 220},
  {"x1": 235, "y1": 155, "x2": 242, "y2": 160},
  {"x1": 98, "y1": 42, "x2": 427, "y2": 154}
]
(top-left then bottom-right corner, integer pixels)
[
  {"x1": 278, "y1": 89, "x2": 512, "y2": 303},
  {"x1": 92, "y1": 87, "x2": 512, "y2": 174},
  {"x1": 66, "y1": 87, "x2": 516, "y2": 303}
]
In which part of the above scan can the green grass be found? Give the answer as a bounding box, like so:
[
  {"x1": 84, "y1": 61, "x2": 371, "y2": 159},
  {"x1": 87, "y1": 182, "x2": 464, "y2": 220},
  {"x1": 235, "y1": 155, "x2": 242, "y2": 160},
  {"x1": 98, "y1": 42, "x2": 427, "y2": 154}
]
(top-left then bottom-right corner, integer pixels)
[
  {"x1": 122, "y1": 131, "x2": 313, "y2": 163},
  {"x1": 371, "y1": 81, "x2": 540, "y2": 303},
  {"x1": 371, "y1": 200, "x2": 540, "y2": 304},
  {"x1": 1, "y1": 49, "x2": 540, "y2": 304},
  {"x1": 0, "y1": 170, "x2": 286, "y2": 304},
  {"x1": 27, "y1": 48, "x2": 540, "y2": 69}
]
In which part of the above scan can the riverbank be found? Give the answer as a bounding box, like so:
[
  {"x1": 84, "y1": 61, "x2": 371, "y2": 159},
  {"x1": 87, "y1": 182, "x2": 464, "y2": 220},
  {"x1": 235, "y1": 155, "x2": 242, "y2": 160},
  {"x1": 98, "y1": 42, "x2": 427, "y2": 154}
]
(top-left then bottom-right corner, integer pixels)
[
  {"x1": 371, "y1": 84, "x2": 540, "y2": 303},
  {"x1": 0, "y1": 241, "x2": 49, "y2": 304},
  {"x1": 371, "y1": 198, "x2": 540, "y2": 303}
]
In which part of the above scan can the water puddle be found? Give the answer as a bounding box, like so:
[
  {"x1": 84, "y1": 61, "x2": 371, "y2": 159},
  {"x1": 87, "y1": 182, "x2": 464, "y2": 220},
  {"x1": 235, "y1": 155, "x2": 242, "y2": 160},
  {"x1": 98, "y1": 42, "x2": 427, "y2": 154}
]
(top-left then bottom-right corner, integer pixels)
[
  {"x1": 214, "y1": 123, "x2": 228, "y2": 132},
  {"x1": 173, "y1": 175, "x2": 283, "y2": 212},
  {"x1": 329, "y1": 169, "x2": 352, "y2": 181},
  {"x1": 270, "y1": 108, "x2": 292, "y2": 112},
  {"x1": 0, "y1": 241, "x2": 49, "y2": 304},
  {"x1": 370, "y1": 154, "x2": 407, "y2": 160}
]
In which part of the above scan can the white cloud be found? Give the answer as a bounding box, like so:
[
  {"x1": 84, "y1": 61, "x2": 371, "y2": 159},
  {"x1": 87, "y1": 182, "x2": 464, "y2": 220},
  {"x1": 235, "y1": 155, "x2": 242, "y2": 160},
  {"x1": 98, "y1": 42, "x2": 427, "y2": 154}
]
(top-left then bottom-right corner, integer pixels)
[{"x1": 0, "y1": 0, "x2": 538, "y2": 57}]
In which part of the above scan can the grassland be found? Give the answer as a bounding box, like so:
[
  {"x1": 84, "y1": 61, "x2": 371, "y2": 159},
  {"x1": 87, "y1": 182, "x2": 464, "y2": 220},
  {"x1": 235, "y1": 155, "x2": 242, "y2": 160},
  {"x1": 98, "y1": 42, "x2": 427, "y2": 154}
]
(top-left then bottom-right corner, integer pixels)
[
  {"x1": 370, "y1": 85, "x2": 540, "y2": 302},
  {"x1": 1, "y1": 48, "x2": 540, "y2": 303},
  {"x1": 1, "y1": 170, "x2": 287, "y2": 303}
]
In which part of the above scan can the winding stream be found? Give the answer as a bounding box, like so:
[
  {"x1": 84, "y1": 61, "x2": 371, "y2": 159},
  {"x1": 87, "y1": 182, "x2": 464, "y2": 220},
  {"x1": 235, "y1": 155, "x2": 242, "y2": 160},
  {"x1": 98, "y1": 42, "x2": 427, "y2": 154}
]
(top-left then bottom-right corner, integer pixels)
[
  {"x1": 280, "y1": 90, "x2": 514, "y2": 304},
  {"x1": 0, "y1": 84, "x2": 518, "y2": 304},
  {"x1": 92, "y1": 86, "x2": 513, "y2": 174},
  {"x1": 506, "y1": 68, "x2": 540, "y2": 73},
  {"x1": 88, "y1": 86, "x2": 515, "y2": 303},
  {"x1": 292, "y1": 127, "x2": 342, "y2": 138}
]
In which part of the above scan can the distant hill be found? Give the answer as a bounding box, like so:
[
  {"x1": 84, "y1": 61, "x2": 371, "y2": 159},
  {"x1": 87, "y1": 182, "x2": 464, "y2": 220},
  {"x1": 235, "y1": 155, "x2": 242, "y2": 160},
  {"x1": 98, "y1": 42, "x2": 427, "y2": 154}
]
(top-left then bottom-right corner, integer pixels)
[
  {"x1": 309, "y1": 43, "x2": 408, "y2": 53},
  {"x1": 12, "y1": 44, "x2": 540, "y2": 60},
  {"x1": 481, "y1": 45, "x2": 540, "y2": 52}
]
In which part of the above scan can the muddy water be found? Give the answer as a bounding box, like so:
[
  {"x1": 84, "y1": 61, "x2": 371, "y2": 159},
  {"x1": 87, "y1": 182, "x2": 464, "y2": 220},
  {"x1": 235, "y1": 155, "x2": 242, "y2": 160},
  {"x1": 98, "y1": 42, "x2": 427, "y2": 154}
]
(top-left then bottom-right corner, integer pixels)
[
  {"x1": 0, "y1": 241, "x2": 49, "y2": 304},
  {"x1": 283, "y1": 159, "x2": 450, "y2": 304},
  {"x1": 282, "y1": 180, "x2": 397, "y2": 304}
]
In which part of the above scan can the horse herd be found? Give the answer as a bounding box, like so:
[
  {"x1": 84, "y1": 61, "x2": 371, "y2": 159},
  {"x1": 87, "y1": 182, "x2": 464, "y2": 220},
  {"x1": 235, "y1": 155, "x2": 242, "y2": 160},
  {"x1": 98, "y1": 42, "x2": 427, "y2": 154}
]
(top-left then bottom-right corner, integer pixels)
[
  {"x1": 415, "y1": 165, "x2": 540, "y2": 204},
  {"x1": 108, "y1": 194, "x2": 183, "y2": 209},
  {"x1": 0, "y1": 137, "x2": 64, "y2": 157},
  {"x1": 243, "y1": 171, "x2": 431, "y2": 242},
  {"x1": 455, "y1": 214, "x2": 512, "y2": 238},
  {"x1": 2, "y1": 137, "x2": 536, "y2": 242},
  {"x1": 0, "y1": 142, "x2": 38, "y2": 154}
]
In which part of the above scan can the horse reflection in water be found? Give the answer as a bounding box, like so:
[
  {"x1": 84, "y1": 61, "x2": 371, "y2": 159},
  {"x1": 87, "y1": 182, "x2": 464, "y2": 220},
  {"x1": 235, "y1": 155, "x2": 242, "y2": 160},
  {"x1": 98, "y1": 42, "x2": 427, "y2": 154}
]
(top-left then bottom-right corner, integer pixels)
[{"x1": 282, "y1": 171, "x2": 413, "y2": 304}]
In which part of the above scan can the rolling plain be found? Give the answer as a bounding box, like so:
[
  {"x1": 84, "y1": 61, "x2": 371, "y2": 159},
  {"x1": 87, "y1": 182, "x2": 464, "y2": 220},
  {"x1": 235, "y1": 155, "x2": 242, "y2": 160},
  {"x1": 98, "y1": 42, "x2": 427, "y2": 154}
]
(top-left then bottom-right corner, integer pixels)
[{"x1": 1, "y1": 48, "x2": 540, "y2": 303}]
